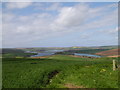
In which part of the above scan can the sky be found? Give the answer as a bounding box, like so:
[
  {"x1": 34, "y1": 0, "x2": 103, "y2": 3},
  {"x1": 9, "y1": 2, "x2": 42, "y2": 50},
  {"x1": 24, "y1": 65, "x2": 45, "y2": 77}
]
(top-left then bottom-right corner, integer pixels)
[{"x1": 2, "y1": 2, "x2": 118, "y2": 48}]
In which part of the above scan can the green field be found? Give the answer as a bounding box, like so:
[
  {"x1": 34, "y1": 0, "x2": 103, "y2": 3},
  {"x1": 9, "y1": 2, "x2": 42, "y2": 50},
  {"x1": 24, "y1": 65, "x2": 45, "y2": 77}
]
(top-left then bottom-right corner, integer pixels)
[{"x1": 2, "y1": 55, "x2": 118, "y2": 88}]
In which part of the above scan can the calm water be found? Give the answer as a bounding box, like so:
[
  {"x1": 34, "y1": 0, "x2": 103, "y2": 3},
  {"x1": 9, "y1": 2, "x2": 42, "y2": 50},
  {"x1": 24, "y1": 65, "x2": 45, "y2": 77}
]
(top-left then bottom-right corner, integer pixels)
[{"x1": 74, "y1": 53, "x2": 101, "y2": 58}]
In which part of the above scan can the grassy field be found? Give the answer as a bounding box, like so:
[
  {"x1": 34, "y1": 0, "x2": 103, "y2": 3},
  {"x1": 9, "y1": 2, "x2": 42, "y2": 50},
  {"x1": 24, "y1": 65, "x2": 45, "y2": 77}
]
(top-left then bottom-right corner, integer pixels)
[{"x1": 2, "y1": 55, "x2": 118, "y2": 88}]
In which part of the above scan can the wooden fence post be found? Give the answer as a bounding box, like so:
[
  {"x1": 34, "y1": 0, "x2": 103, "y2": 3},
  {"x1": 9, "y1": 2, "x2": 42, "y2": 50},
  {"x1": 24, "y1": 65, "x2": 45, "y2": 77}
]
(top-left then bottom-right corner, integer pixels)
[{"x1": 113, "y1": 60, "x2": 116, "y2": 71}]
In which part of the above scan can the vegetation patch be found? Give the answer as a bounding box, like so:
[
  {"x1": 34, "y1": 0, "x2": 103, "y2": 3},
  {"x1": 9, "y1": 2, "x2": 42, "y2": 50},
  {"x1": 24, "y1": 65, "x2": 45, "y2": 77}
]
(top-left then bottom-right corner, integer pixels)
[{"x1": 55, "y1": 49, "x2": 109, "y2": 55}]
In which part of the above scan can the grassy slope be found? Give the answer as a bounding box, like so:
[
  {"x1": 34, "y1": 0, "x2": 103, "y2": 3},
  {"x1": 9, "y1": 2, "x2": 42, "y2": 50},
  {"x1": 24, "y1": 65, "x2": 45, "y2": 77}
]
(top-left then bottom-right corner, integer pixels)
[{"x1": 2, "y1": 55, "x2": 118, "y2": 88}]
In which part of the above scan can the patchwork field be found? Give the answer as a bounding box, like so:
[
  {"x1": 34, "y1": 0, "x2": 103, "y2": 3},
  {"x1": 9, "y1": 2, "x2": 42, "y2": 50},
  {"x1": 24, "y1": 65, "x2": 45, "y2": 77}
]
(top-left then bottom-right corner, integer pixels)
[{"x1": 96, "y1": 49, "x2": 119, "y2": 57}]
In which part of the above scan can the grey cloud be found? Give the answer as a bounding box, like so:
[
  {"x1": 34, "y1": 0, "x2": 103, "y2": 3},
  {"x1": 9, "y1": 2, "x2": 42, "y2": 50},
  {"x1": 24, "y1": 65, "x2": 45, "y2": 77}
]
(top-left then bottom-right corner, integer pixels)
[{"x1": 2, "y1": 3, "x2": 118, "y2": 47}]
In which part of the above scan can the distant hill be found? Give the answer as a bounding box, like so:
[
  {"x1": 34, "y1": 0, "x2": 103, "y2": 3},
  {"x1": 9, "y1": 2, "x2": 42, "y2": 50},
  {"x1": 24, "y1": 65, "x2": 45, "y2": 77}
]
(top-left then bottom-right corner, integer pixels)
[
  {"x1": 70, "y1": 45, "x2": 118, "y2": 50},
  {"x1": 2, "y1": 48, "x2": 37, "y2": 58},
  {"x1": 2, "y1": 48, "x2": 24, "y2": 54},
  {"x1": 98, "y1": 45, "x2": 118, "y2": 49}
]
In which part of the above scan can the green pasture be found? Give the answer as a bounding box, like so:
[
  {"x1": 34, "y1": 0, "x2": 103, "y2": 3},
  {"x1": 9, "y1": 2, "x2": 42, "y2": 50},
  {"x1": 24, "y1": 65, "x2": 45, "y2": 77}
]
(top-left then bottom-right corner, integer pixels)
[{"x1": 2, "y1": 55, "x2": 118, "y2": 88}]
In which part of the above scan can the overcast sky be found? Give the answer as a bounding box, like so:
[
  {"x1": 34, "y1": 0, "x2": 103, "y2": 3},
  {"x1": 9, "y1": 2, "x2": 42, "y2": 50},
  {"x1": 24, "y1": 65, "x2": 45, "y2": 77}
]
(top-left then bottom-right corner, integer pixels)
[{"x1": 2, "y1": 2, "x2": 118, "y2": 48}]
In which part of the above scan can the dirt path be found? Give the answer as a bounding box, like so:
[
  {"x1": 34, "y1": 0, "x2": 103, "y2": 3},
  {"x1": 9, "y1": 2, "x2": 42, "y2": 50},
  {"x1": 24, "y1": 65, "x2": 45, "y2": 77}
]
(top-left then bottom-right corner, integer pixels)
[{"x1": 65, "y1": 83, "x2": 85, "y2": 88}]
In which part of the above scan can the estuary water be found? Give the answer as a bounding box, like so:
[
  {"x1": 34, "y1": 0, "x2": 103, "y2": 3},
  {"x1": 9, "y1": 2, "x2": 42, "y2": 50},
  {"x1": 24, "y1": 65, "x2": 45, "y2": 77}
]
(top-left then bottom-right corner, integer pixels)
[
  {"x1": 29, "y1": 50, "x2": 101, "y2": 58},
  {"x1": 30, "y1": 50, "x2": 64, "y2": 57}
]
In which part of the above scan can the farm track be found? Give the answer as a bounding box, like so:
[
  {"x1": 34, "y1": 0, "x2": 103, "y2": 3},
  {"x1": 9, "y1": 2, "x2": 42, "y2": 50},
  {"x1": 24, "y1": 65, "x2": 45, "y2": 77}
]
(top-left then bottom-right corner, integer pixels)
[{"x1": 64, "y1": 83, "x2": 85, "y2": 88}]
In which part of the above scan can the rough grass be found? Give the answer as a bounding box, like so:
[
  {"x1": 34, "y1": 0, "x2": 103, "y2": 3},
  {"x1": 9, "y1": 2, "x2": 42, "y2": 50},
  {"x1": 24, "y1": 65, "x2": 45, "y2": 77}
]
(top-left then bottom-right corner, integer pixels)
[{"x1": 2, "y1": 55, "x2": 118, "y2": 88}]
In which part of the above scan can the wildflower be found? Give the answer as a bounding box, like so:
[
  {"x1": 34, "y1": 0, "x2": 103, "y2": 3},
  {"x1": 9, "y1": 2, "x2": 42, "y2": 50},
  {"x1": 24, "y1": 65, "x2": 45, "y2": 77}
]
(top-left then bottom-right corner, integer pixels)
[{"x1": 100, "y1": 69, "x2": 106, "y2": 72}]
